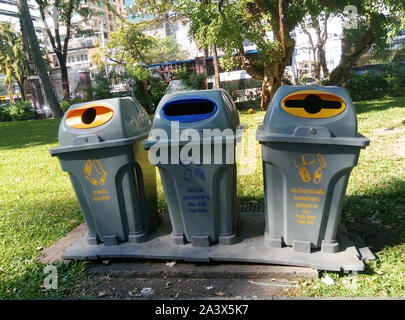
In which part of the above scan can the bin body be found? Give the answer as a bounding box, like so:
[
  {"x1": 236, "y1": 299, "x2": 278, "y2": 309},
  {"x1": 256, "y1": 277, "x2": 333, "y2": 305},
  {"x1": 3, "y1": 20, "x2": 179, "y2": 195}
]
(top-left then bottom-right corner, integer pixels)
[
  {"x1": 144, "y1": 89, "x2": 242, "y2": 246},
  {"x1": 257, "y1": 86, "x2": 369, "y2": 252},
  {"x1": 50, "y1": 97, "x2": 157, "y2": 245}
]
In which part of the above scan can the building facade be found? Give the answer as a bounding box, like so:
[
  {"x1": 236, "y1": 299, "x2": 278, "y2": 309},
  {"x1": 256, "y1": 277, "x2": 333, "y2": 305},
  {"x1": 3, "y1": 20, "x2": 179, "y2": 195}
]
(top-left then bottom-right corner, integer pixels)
[{"x1": 49, "y1": 0, "x2": 126, "y2": 100}]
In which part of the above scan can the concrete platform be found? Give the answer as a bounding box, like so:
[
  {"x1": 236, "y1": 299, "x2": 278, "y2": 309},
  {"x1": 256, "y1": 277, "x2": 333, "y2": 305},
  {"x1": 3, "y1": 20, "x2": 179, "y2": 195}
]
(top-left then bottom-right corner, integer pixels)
[{"x1": 59, "y1": 212, "x2": 374, "y2": 272}]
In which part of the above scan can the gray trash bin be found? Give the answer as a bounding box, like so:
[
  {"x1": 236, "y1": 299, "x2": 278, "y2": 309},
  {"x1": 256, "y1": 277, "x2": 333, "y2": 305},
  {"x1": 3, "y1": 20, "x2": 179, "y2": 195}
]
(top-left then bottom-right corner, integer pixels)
[
  {"x1": 256, "y1": 86, "x2": 369, "y2": 253},
  {"x1": 50, "y1": 97, "x2": 158, "y2": 246},
  {"x1": 144, "y1": 89, "x2": 244, "y2": 247}
]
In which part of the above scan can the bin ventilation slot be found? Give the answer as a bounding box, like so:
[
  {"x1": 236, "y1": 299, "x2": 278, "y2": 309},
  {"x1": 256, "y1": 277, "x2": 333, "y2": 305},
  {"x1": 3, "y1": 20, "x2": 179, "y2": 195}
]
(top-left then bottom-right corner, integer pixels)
[
  {"x1": 66, "y1": 105, "x2": 114, "y2": 129},
  {"x1": 281, "y1": 91, "x2": 346, "y2": 119},
  {"x1": 162, "y1": 98, "x2": 217, "y2": 122}
]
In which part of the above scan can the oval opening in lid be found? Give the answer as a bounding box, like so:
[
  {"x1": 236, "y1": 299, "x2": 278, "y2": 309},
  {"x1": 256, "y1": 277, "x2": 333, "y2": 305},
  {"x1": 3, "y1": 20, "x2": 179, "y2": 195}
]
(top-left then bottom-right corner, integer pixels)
[
  {"x1": 162, "y1": 98, "x2": 217, "y2": 123},
  {"x1": 66, "y1": 104, "x2": 114, "y2": 129},
  {"x1": 281, "y1": 90, "x2": 346, "y2": 119}
]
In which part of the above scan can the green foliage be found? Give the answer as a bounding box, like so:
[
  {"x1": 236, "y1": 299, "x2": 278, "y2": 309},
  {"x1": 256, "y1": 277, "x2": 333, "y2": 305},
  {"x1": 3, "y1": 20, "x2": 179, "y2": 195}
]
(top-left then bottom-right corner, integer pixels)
[
  {"x1": 147, "y1": 36, "x2": 188, "y2": 64},
  {"x1": 345, "y1": 66, "x2": 405, "y2": 101},
  {"x1": 0, "y1": 22, "x2": 28, "y2": 100},
  {"x1": 105, "y1": 21, "x2": 157, "y2": 65},
  {"x1": 0, "y1": 106, "x2": 11, "y2": 121},
  {"x1": 122, "y1": 66, "x2": 168, "y2": 111},
  {"x1": 86, "y1": 68, "x2": 114, "y2": 100},
  {"x1": 173, "y1": 66, "x2": 207, "y2": 90},
  {"x1": 106, "y1": 21, "x2": 187, "y2": 66},
  {"x1": 0, "y1": 100, "x2": 35, "y2": 121},
  {"x1": 59, "y1": 100, "x2": 70, "y2": 113},
  {"x1": 345, "y1": 72, "x2": 388, "y2": 100}
]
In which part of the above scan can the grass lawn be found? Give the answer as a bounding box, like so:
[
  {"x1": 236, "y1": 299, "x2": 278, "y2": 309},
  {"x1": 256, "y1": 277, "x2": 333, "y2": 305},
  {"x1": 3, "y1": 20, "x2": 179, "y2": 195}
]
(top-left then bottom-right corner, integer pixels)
[{"x1": 0, "y1": 97, "x2": 404, "y2": 298}]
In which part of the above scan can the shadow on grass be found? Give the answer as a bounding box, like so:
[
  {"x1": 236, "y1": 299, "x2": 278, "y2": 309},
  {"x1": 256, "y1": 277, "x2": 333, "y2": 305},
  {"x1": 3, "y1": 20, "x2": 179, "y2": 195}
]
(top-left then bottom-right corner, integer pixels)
[
  {"x1": 0, "y1": 119, "x2": 60, "y2": 150},
  {"x1": 0, "y1": 260, "x2": 90, "y2": 299},
  {"x1": 354, "y1": 96, "x2": 405, "y2": 114},
  {"x1": 0, "y1": 194, "x2": 86, "y2": 299},
  {"x1": 342, "y1": 178, "x2": 405, "y2": 252}
]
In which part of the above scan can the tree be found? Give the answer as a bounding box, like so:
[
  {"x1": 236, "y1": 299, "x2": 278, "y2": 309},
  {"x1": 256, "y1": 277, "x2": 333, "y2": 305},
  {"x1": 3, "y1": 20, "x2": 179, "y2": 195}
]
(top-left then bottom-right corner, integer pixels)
[
  {"x1": 0, "y1": 22, "x2": 29, "y2": 102},
  {"x1": 34, "y1": 1, "x2": 118, "y2": 101},
  {"x1": 183, "y1": 0, "x2": 310, "y2": 110},
  {"x1": 17, "y1": 0, "x2": 63, "y2": 117},
  {"x1": 300, "y1": 9, "x2": 330, "y2": 80},
  {"x1": 35, "y1": 0, "x2": 88, "y2": 101},
  {"x1": 128, "y1": 0, "x2": 221, "y2": 87},
  {"x1": 183, "y1": 0, "x2": 405, "y2": 109},
  {"x1": 319, "y1": 0, "x2": 405, "y2": 86},
  {"x1": 105, "y1": 21, "x2": 188, "y2": 66}
]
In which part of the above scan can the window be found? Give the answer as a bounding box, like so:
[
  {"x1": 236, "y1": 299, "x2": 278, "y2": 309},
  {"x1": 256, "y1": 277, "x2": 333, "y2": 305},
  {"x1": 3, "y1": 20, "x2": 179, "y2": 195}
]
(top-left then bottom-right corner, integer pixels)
[{"x1": 99, "y1": 12, "x2": 105, "y2": 18}]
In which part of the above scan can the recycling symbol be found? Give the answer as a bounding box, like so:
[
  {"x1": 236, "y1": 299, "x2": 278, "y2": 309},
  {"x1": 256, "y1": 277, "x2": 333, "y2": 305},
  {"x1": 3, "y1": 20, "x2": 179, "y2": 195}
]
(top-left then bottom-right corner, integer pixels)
[
  {"x1": 84, "y1": 159, "x2": 107, "y2": 186},
  {"x1": 293, "y1": 153, "x2": 327, "y2": 184}
]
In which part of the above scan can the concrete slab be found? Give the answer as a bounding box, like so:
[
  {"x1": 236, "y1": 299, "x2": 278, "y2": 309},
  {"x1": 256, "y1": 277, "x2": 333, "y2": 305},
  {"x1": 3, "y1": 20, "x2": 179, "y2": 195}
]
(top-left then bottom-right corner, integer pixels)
[
  {"x1": 55, "y1": 212, "x2": 372, "y2": 272},
  {"x1": 87, "y1": 261, "x2": 318, "y2": 281},
  {"x1": 37, "y1": 223, "x2": 88, "y2": 264}
]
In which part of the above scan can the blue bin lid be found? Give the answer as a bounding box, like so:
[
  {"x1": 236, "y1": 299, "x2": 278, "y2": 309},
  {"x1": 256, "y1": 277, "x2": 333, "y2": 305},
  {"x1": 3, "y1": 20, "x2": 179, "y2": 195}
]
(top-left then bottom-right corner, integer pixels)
[{"x1": 144, "y1": 89, "x2": 242, "y2": 148}]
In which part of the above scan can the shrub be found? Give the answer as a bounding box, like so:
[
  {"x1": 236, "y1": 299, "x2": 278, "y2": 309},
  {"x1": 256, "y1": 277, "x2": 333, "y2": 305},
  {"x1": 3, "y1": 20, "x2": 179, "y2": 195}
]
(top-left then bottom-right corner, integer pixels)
[
  {"x1": 173, "y1": 66, "x2": 207, "y2": 90},
  {"x1": 122, "y1": 66, "x2": 168, "y2": 113},
  {"x1": 2, "y1": 100, "x2": 36, "y2": 121},
  {"x1": 344, "y1": 72, "x2": 389, "y2": 101},
  {"x1": 0, "y1": 106, "x2": 11, "y2": 121},
  {"x1": 60, "y1": 101, "x2": 70, "y2": 113}
]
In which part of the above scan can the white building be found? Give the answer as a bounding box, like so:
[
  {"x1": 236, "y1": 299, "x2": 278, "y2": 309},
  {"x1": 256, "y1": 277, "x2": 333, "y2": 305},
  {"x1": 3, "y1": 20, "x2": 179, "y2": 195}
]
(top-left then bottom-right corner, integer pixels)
[{"x1": 0, "y1": 0, "x2": 44, "y2": 35}]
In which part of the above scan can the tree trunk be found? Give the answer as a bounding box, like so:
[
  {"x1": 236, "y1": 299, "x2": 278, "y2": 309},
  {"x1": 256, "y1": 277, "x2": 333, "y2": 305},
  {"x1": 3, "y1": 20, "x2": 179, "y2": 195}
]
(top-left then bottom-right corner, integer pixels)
[
  {"x1": 211, "y1": 44, "x2": 221, "y2": 88},
  {"x1": 326, "y1": 28, "x2": 375, "y2": 86},
  {"x1": 57, "y1": 53, "x2": 70, "y2": 101},
  {"x1": 8, "y1": 85, "x2": 14, "y2": 103},
  {"x1": 318, "y1": 46, "x2": 328, "y2": 77},
  {"x1": 17, "y1": 0, "x2": 63, "y2": 117},
  {"x1": 202, "y1": 48, "x2": 209, "y2": 89},
  {"x1": 314, "y1": 21, "x2": 328, "y2": 78},
  {"x1": 17, "y1": 79, "x2": 26, "y2": 101}
]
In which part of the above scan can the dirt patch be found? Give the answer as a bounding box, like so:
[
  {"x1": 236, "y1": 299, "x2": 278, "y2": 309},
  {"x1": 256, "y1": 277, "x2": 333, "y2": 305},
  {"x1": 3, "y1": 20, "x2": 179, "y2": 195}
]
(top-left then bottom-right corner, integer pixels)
[
  {"x1": 394, "y1": 135, "x2": 405, "y2": 159},
  {"x1": 372, "y1": 122, "x2": 405, "y2": 159},
  {"x1": 374, "y1": 127, "x2": 404, "y2": 136},
  {"x1": 70, "y1": 276, "x2": 298, "y2": 299}
]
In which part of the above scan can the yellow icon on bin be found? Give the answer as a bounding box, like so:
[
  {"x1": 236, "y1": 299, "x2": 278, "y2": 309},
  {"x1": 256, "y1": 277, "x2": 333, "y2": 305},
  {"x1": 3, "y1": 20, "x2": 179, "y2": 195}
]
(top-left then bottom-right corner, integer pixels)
[
  {"x1": 293, "y1": 153, "x2": 327, "y2": 184},
  {"x1": 84, "y1": 159, "x2": 107, "y2": 186}
]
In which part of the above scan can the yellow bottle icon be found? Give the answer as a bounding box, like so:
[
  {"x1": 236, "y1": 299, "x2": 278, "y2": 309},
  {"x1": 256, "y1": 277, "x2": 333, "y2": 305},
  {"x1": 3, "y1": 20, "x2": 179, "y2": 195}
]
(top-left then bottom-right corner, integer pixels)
[
  {"x1": 298, "y1": 167, "x2": 312, "y2": 183},
  {"x1": 313, "y1": 167, "x2": 323, "y2": 184}
]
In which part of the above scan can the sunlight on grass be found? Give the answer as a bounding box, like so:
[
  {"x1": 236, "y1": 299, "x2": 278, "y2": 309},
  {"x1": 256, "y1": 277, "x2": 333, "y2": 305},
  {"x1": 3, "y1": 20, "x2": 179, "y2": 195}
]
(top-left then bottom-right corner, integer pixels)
[{"x1": 0, "y1": 96, "x2": 404, "y2": 298}]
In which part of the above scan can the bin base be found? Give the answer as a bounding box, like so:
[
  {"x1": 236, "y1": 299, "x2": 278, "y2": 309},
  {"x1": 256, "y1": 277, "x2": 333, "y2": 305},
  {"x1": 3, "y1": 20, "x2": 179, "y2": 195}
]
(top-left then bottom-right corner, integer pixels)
[{"x1": 62, "y1": 212, "x2": 374, "y2": 272}]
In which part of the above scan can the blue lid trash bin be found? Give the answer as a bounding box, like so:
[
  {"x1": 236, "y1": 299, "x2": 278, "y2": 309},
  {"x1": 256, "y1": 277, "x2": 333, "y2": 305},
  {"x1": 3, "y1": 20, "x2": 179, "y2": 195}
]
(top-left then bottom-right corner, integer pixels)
[
  {"x1": 256, "y1": 86, "x2": 369, "y2": 253},
  {"x1": 50, "y1": 97, "x2": 158, "y2": 246},
  {"x1": 144, "y1": 89, "x2": 244, "y2": 247}
]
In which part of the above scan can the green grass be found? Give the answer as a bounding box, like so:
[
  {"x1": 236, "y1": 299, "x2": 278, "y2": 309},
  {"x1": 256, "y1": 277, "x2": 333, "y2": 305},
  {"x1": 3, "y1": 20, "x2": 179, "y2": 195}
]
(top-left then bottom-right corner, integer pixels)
[
  {"x1": 296, "y1": 97, "x2": 405, "y2": 297},
  {"x1": 0, "y1": 97, "x2": 404, "y2": 298},
  {"x1": 0, "y1": 120, "x2": 89, "y2": 298}
]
